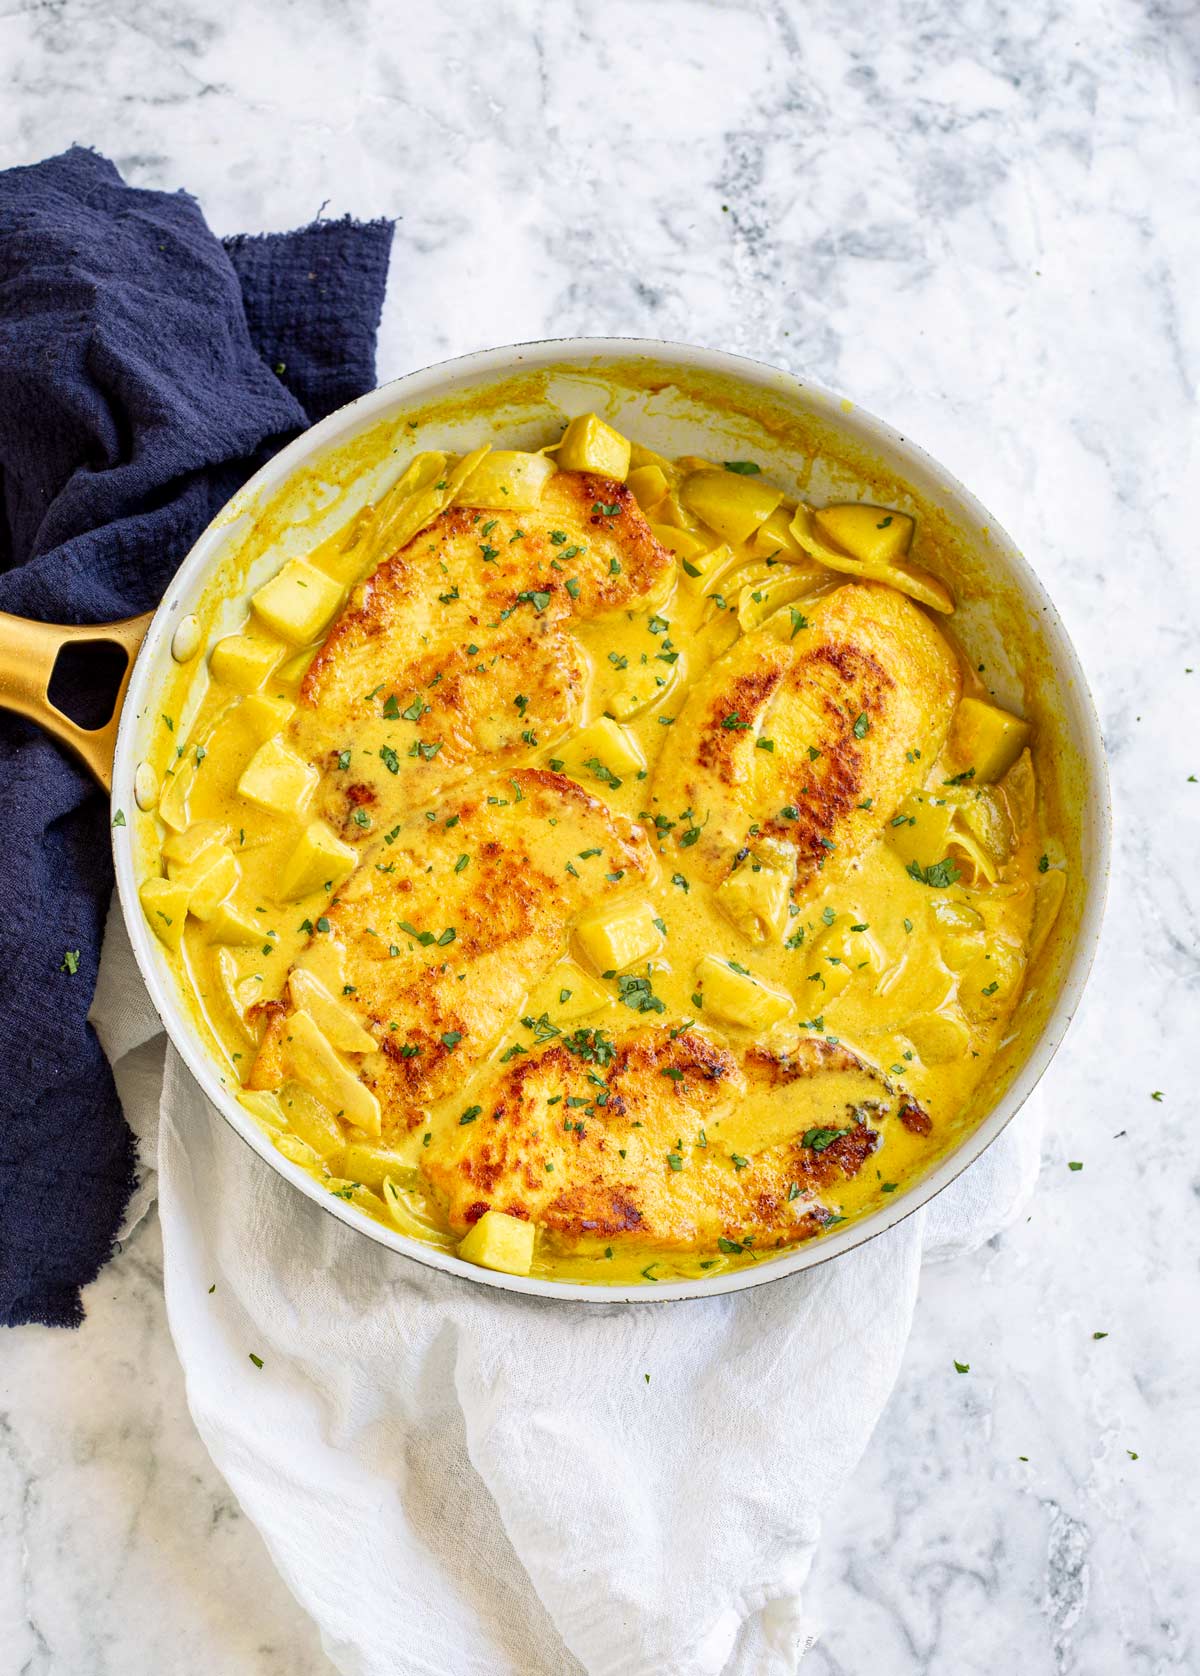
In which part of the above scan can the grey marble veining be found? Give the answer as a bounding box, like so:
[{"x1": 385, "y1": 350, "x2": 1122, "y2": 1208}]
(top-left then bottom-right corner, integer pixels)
[{"x1": 2, "y1": 0, "x2": 1198, "y2": 1671}]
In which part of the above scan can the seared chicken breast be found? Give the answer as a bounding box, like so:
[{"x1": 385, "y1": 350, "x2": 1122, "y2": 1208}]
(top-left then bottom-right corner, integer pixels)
[
  {"x1": 650, "y1": 582, "x2": 960, "y2": 909},
  {"x1": 421, "y1": 1023, "x2": 929, "y2": 1251},
  {"x1": 250, "y1": 769, "x2": 656, "y2": 1129},
  {"x1": 290, "y1": 471, "x2": 674, "y2": 839}
]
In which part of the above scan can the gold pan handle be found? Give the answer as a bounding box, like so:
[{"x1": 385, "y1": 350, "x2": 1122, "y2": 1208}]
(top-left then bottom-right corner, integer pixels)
[{"x1": 0, "y1": 611, "x2": 153, "y2": 792}]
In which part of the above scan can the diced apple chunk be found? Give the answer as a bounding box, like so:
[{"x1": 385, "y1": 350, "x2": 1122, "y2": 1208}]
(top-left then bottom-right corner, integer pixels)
[
  {"x1": 649, "y1": 523, "x2": 711, "y2": 562},
  {"x1": 139, "y1": 877, "x2": 191, "y2": 951},
  {"x1": 559, "y1": 716, "x2": 645, "y2": 786},
  {"x1": 556, "y1": 413, "x2": 631, "y2": 480},
  {"x1": 272, "y1": 1131, "x2": 321, "y2": 1169},
  {"x1": 276, "y1": 1081, "x2": 346, "y2": 1158},
  {"x1": 185, "y1": 850, "x2": 239, "y2": 920},
  {"x1": 680, "y1": 470, "x2": 783, "y2": 546},
  {"x1": 885, "y1": 793, "x2": 955, "y2": 873},
  {"x1": 251, "y1": 558, "x2": 344, "y2": 645},
  {"x1": 240, "y1": 692, "x2": 296, "y2": 743},
  {"x1": 341, "y1": 1144, "x2": 418, "y2": 1192},
  {"x1": 575, "y1": 898, "x2": 663, "y2": 975},
  {"x1": 237, "y1": 1089, "x2": 286, "y2": 1130},
  {"x1": 288, "y1": 968, "x2": 378, "y2": 1055},
  {"x1": 944, "y1": 697, "x2": 1031, "y2": 785},
  {"x1": 458, "y1": 1209, "x2": 536, "y2": 1276},
  {"x1": 237, "y1": 736, "x2": 318, "y2": 817},
  {"x1": 275, "y1": 646, "x2": 319, "y2": 688},
  {"x1": 156, "y1": 754, "x2": 196, "y2": 833},
  {"x1": 810, "y1": 918, "x2": 884, "y2": 1000},
  {"x1": 209, "y1": 633, "x2": 285, "y2": 693},
  {"x1": 750, "y1": 506, "x2": 806, "y2": 560},
  {"x1": 205, "y1": 901, "x2": 264, "y2": 945},
  {"x1": 284, "y1": 1010, "x2": 381, "y2": 1135},
  {"x1": 455, "y1": 450, "x2": 556, "y2": 510},
  {"x1": 715, "y1": 859, "x2": 792, "y2": 943},
  {"x1": 279, "y1": 819, "x2": 358, "y2": 899},
  {"x1": 694, "y1": 954, "x2": 793, "y2": 1029},
  {"x1": 736, "y1": 569, "x2": 822, "y2": 633},
  {"x1": 812, "y1": 503, "x2": 914, "y2": 566},
  {"x1": 163, "y1": 820, "x2": 231, "y2": 869},
  {"x1": 627, "y1": 463, "x2": 670, "y2": 509},
  {"x1": 679, "y1": 540, "x2": 734, "y2": 592}
]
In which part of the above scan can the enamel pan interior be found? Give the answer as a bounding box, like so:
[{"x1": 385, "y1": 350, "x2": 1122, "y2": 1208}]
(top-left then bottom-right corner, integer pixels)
[{"x1": 111, "y1": 339, "x2": 1111, "y2": 1303}]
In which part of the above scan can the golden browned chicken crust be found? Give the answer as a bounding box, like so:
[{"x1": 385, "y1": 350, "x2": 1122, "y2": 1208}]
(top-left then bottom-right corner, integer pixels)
[
  {"x1": 290, "y1": 472, "x2": 674, "y2": 838},
  {"x1": 420, "y1": 1023, "x2": 930, "y2": 1251},
  {"x1": 649, "y1": 581, "x2": 961, "y2": 905},
  {"x1": 249, "y1": 769, "x2": 657, "y2": 1132}
]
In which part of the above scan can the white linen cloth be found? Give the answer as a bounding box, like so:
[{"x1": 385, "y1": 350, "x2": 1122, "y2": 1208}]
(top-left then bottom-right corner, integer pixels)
[{"x1": 92, "y1": 898, "x2": 1043, "y2": 1676}]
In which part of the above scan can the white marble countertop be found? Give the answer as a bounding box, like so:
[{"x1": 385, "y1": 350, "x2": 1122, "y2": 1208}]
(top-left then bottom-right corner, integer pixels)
[{"x1": 2, "y1": 2, "x2": 1197, "y2": 1671}]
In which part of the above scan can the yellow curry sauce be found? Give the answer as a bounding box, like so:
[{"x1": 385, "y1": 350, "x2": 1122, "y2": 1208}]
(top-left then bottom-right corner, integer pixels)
[{"x1": 136, "y1": 414, "x2": 1065, "y2": 1285}]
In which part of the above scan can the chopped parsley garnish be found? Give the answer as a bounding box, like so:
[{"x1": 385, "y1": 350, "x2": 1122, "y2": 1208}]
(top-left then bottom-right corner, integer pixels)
[
  {"x1": 723, "y1": 460, "x2": 761, "y2": 475},
  {"x1": 563, "y1": 1026, "x2": 616, "y2": 1066},
  {"x1": 615, "y1": 972, "x2": 666, "y2": 1014},
  {"x1": 906, "y1": 857, "x2": 961, "y2": 888},
  {"x1": 801, "y1": 1126, "x2": 846, "y2": 1152},
  {"x1": 60, "y1": 949, "x2": 80, "y2": 975},
  {"x1": 584, "y1": 757, "x2": 622, "y2": 790},
  {"x1": 852, "y1": 712, "x2": 870, "y2": 739}
]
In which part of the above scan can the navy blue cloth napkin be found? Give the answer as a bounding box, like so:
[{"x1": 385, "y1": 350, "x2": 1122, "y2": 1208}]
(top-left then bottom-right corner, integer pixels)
[{"x1": 0, "y1": 146, "x2": 392, "y2": 1328}]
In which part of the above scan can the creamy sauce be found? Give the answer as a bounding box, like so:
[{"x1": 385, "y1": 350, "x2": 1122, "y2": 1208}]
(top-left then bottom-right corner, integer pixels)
[{"x1": 137, "y1": 423, "x2": 1060, "y2": 1286}]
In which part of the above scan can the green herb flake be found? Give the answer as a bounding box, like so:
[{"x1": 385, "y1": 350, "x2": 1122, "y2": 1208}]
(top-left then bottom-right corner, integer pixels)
[{"x1": 907, "y1": 857, "x2": 961, "y2": 889}]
